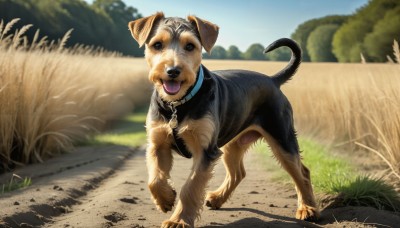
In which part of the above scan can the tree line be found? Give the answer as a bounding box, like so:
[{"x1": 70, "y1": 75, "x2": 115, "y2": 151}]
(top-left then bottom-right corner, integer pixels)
[
  {"x1": 203, "y1": 44, "x2": 291, "y2": 61},
  {"x1": 0, "y1": 0, "x2": 143, "y2": 56},
  {"x1": 0, "y1": 0, "x2": 290, "y2": 61},
  {"x1": 1, "y1": 0, "x2": 398, "y2": 62},
  {"x1": 292, "y1": 0, "x2": 400, "y2": 62},
  {"x1": 208, "y1": 0, "x2": 400, "y2": 63}
]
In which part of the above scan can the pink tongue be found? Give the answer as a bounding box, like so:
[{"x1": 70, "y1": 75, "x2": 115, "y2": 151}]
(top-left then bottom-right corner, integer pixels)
[{"x1": 163, "y1": 80, "x2": 181, "y2": 94}]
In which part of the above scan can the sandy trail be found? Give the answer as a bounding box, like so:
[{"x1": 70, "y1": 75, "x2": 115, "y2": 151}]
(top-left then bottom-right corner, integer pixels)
[
  {"x1": 43, "y1": 149, "x2": 311, "y2": 228},
  {"x1": 1, "y1": 146, "x2": 399, "y2": 228}
]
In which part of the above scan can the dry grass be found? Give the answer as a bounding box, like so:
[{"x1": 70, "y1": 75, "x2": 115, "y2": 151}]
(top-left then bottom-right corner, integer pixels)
[
  {"x1": 0, "y1": 19, "x2": 149, "y2": 170},
  {"x1": 387, "y1": 40, "x2": 400, "y2": 64},
  {"x1": 204, "y1": 59, "x2": 400, "y2": 182}
]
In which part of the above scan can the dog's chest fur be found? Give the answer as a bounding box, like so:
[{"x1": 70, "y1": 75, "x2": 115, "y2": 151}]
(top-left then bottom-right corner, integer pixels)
[{"x1": 148, "y1": 66, "x2": 278, "y2": 159}]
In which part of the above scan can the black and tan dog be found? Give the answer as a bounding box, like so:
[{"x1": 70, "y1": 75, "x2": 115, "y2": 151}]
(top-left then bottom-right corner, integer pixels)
[{"x1": 128, "y1": 12, "x2": 319, "y2": 227}]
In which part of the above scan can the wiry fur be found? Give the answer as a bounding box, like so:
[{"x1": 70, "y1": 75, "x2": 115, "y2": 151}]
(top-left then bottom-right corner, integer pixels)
[{"x1": 128, "y1": 12, "x2": 319, "y2": 228}]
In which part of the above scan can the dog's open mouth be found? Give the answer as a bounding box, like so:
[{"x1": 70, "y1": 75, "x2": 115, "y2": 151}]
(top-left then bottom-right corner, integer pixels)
[{"x1": 162, "y1": 80, "x2": 181, "y2": 95}]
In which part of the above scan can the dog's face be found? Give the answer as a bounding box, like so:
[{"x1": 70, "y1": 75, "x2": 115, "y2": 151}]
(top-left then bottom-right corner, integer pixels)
[{"x1": 129, "y1": 12, "x2": 219, "y2": 102}]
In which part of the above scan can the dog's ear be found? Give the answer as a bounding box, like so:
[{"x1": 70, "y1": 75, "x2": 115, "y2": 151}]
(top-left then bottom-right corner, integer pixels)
[
  {"x1": 128, "y1": 12, "x2": 165, "y2": 47},
  {"x1": 187, "y1": 15, "x2": 219, "y2": 54}
]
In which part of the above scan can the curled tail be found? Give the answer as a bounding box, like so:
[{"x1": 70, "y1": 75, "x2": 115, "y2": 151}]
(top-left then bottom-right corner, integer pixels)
[{"x1": 264, "y1": 38, "x2": 302, "y2": 87}]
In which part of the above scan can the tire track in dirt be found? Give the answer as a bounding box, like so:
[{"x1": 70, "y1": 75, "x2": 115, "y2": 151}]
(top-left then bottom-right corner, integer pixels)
[{"x1": 0, "y1": 146, "x2": 135, "y2": 227}]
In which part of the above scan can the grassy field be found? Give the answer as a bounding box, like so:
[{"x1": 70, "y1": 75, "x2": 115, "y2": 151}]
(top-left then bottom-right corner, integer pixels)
[
  {"x1": 87, "y1": 107, "x2": 147, "y2": 148},
  {"x1": 0, "y1": 19, "x2": 150, "y2": 171}
]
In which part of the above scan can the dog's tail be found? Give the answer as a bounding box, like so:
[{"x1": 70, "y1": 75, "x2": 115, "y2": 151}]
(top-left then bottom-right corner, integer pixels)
[{"x1": 264, "y1": 38, "x2": 301, "y2": 87}]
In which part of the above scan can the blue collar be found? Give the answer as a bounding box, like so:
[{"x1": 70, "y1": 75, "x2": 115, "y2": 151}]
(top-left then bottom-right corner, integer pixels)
[{"x1": 170, "y1": 65, "x2": 204, "y2": 107}]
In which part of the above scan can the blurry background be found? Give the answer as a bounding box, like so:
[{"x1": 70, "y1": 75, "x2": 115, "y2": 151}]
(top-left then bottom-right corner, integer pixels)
[{"x1": 2, "y1": 0, "x2": 399, "y2": 62}]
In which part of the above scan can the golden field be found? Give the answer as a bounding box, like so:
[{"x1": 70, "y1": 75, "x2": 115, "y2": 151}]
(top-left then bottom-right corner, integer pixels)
[
  {"x1": 0, "y1": 19, "x2": 150, "y2": 169},
  {"x1": 0, "y1": 52, "x2": 150, "y2": 167}
]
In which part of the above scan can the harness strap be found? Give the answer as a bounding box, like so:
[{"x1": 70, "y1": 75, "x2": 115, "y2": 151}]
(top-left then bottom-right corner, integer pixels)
[{"x1": 172, "y1": 128, "x2": 192, "y2": 158}]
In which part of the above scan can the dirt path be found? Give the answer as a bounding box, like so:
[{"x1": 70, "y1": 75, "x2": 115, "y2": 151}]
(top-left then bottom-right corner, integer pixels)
[
  {"x1": 1, "y1": 146, "x2": 399, "y2": 227},
  {"x1": 43, "y1": 149, "x2": 313, "y2": 228}
]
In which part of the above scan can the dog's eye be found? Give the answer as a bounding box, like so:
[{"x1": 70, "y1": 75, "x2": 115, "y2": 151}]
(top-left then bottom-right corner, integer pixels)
[
  {"x1": 153, "y1": 42, "x2": 163, "y2": 51},
  {"x1": 184, "y1": 43, "x2": 195, "y2": 52}
]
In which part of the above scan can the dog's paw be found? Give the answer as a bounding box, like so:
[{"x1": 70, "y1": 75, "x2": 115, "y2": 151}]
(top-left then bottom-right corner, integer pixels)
[
  {"x1": 205, "y1": 191, "x2": 224, "y2": 209},
  {"x1": 149, "y1": 182, "x2": 177, "y2": 213},
  {"x1": 296, "y1": 204, "x2": 320, "y2": 221},
  {"x1": 154, "y1": 188, "x2": 177, "y2": 213},
  {"x1": 161, "y1": 219, "x2": 191, "y2": 228}
]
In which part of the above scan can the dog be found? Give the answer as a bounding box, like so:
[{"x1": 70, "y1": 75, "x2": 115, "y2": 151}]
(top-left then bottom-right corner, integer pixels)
[{"x1": 128, "y1": 12, "x2": 319, "y2": 227}]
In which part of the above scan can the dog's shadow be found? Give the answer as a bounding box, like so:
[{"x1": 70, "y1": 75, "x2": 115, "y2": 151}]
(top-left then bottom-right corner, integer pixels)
[{"x1": 201, "y1": 207, "x2": 321, "y2": 228}]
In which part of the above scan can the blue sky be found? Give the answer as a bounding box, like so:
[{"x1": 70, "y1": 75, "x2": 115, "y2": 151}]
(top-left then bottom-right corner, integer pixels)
[{"x1": 87, "y1": 0, "x2": 368, "y2": 51}]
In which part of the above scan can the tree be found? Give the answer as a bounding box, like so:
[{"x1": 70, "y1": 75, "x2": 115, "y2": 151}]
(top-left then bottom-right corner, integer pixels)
[
  {"x1": 307, "y1": 24, "x2": 339, "y2": 62},
  {"x1": 208, "y1": 45, "x2": 227, "y2": 59},
  {"x1": 332, "y1": 0, "x2": 400, "y2": 62},
  {"x1": 226, "y1": 45, "x2": 242, "y2": 60},
  {"x1": 92, "y1": 0, "x2": 141, "y2": 26},
  {"x1": 332, "y1": 20, "x2": 369, "y2": 62},
  {"x1": 92, "y1": 0, "x2": 142, "y2": 56},
  {"x1": 267, "y1": 47, "x2": 291, "y2": 61},
  {"x1": 243, "y1": 43, "x2": 266, "y2": 60},
  {"x1": 291, "y1": 15, "x2": 348, "y2": 61},
  {"x1": 364, "y1": 7, "x2": 400, "y2": 62},
  {"x1": 0, "y1": 0, "x2": 143, "y2": 56}
]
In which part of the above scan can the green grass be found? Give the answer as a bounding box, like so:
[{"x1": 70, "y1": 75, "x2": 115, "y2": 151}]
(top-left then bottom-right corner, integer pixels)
[
  {"x1": 254, "y1": 138, "x2": 400, "y2": 211},
  {"x1": 86, "y1": 108, "x2": 147, "y2": 147},
  {"x1": 335, "y1": 176, "x2": 400, "y2": 211},
  {"x1": 255, "y1": 138, "x2": 355, "y2": 193},
  {"x1": 298, "y1": 138, "x2": 355, "y2": 193},
  {"x1": 1, "y1": 174, "x2": 32, "y2": 195}
]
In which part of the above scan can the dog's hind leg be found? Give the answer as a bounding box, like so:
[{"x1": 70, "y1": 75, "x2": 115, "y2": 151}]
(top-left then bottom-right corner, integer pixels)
[
  {"x1": 206, "y1": 128, "x2": 261, "y2": 209},
  {"x1": 205, "y1": 141, "x2": 247, "y2": 209},
  {"x1": 263, "y1": 132, "x2": 320, "y2": 221}
]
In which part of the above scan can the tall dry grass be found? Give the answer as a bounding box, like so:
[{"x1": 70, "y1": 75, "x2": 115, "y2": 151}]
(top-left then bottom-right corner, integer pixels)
[
  {"x1": 286, "y1": 63, "x2": 400, "y2": 180},
  {"x1": 0, "y1": 19, "x2": 150, "y2": 171},
  {"x1": 204, "y1": 52, "x2": 400, "y2": 181}
]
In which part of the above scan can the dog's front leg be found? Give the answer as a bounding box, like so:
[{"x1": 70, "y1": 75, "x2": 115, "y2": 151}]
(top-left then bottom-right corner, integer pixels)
[
  {"x1": 147, "y1": 124, "x2": 176, "y2": 213},
  {"x1": 162, "y1": 148, "x2": 217, "y2": 228}
]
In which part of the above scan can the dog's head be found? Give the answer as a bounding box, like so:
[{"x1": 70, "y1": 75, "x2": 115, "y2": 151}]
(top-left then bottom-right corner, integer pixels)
[{"x1": 128, "y1": 12, "x2": 219, "y2": 102}]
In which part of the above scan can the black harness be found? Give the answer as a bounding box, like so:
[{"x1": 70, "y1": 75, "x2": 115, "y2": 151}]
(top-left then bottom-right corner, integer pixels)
[{"x1": 172, "y1": 128, "x2": 192, "y2": 159}]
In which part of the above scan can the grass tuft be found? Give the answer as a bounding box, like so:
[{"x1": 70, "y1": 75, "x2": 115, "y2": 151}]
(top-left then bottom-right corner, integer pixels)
[
  {"x1": 1, "y1": 174, "x2": 32, "y2": 195},
  {"x1": 393, "y1": 39, "x2": 400, "y2": 64},
  {"x1": 333, "y1": 176, "x2": 400, "y2": 211}
]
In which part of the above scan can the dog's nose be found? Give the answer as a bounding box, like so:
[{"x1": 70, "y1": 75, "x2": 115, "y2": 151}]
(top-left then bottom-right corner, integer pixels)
[{"x1": 166, "y1": 67, "x2": 181, "y2": 78}]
